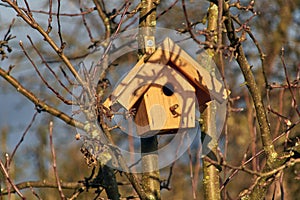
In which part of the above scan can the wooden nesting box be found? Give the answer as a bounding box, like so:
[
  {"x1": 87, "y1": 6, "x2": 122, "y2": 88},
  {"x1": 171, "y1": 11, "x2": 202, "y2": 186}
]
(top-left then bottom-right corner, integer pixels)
[{"x1": 104, "y1": 37, "x2": 226, "y2": 136}]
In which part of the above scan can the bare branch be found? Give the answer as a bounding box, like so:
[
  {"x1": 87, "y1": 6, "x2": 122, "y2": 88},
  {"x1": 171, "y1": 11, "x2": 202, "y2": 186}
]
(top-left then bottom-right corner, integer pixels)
[
  {"x1": 280, "y1": 48, "x2": 300, "y2": 117},
  {"x1": 79, "y1": 0, "x2": 94, "y2": 43},
  {"x1": 221, "y1": 119, "x2": 300, "y2": 191},
  {"x1": 0, "y1": 160, "x2": 25, "y2": 199},
  {"x1": 0, "y1": 68, "x2": 84, "y2": 130},
  {"x1": 27, "y1": 35, "x2": 76, "y2": 100},
  {"x1": 49, "y1": 121, "x2": 66, "y2": 200},
  {"x1": 223, "y1": 1, "x2": 278, "y2": 167},
  {"x1": 46, "y1": 0, "x2": 53, "y2": 33},
  {"x1": 188, "y1": 147, "x2": 197, "y2": 200},
  {"x1": 93, "y1": 0, "x2": 111, "y2": 40},
  {"x1": 0, "y1": 180, "x2": 86, "y2": 195},
  {"x1": 19, "y1": 40, "x2": 73, "y2": 105},
  {"x1": 9, "y1": 111, "x2": 39, "y2": 166},
  {"x1": 56, "y1": 0, "x2": 65, "y2": 49},
  {"x1": 2, "y1": 0, "x2": 86, "y2": 88}
]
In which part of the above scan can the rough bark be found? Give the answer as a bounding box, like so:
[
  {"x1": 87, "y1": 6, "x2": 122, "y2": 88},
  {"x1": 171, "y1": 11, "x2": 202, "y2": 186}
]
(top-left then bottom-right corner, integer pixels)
[
  {"x1": 222, "y1": 1, "x2": 280, "y2": 199},
  {"x1": 202, "y1": 101, "x2": 221, "y2": 200},
  {"x1": 200, "y1": 3, "x2": 222, "y2": 200},
  {"x1": 141, "y1": 137, "x2": 161, "y2": 200},
  {"x1": 139, "y1": 1, "x2": 161, "y2": 200}
]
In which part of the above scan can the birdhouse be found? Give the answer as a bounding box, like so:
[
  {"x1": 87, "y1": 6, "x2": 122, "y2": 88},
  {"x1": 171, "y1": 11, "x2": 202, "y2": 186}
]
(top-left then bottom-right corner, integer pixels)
[{"x1": 104, "y1": 37, "x2": 226, "y2": 136}]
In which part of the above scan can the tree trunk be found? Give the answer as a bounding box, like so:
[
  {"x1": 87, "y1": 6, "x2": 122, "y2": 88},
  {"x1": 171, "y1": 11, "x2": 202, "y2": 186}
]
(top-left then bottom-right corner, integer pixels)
[
  {"x1": 141, "y1": 137, "x2": 161, "y2": 200},
  {"x1": 139, "y1": 1, "x2": 161, "y2": 200},
  {"x1": 201, "y1": 3, "x2": 221, "y2": 200}
]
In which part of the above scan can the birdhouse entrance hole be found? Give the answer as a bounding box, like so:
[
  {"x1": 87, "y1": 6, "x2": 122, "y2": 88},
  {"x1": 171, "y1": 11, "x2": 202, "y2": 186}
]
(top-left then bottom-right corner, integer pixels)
[{"x1": 162, "y1": 83, "x2": 174, "y2": 96}]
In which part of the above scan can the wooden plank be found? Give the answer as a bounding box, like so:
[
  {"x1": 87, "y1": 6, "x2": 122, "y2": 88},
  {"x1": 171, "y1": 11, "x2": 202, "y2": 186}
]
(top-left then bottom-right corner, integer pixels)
[
  {"x1": 136, "y1": 66, "x2": 196, "y2": 133},
  {"x1": 103, "y1": 57, "x2": 146, "y2": 109},
  {"x1": 116, "y1": 62, "x2": 165, "y2": 109}
]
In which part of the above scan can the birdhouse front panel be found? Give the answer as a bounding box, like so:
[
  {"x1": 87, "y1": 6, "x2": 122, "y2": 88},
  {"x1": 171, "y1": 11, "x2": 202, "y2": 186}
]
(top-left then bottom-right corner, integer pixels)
[{"x1": 133, "y1": 65, "x2": 196, "y2": 135}]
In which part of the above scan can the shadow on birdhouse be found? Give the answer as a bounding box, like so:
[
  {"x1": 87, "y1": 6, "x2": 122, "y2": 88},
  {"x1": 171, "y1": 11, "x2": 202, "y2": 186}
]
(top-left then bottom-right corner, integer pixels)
[{"x1": 104, "y1": 37, "x2": 227, "y2": 136}]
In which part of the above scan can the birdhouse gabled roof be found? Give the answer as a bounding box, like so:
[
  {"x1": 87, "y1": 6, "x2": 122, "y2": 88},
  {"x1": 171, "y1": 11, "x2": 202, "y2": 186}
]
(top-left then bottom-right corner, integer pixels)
[{"x1": 104, "y1": 37, "x2": 227, "y2": 110}]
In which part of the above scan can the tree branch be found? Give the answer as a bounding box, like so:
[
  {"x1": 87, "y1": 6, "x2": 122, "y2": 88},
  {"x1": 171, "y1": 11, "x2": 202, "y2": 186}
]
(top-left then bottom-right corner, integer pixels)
[
  {"x1": 2, "y1": 0, "x2": 86, "y2": 88},
  {"x1": 223, "y1": 1, "x2": 278, "y2": 166},
  {"x1": 0, "y1": 68, "x2": 84, "y2": 130},
  {"x1": 0, "y1": 180, "x2": 85, "y2": 195},
  {"x1": 0, "y1": 160, "x2": 25, "y2": 199},
  {"x1": 93, "y1": 0, "x2": 111, "y2": 40},
  {"x1": 49, "y1": 121, "x2": 66, "y2": 199},
  {"x1": 201, "y1": 3, "x2": 221, "y2": 200}
]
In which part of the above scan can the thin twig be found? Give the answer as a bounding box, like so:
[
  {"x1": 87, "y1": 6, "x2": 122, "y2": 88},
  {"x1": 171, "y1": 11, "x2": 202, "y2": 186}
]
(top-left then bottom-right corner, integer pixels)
[
  {"x1": 27, "y1": 35, "x2": 76, "y2": 100},
  {"x1": 268, "y1": 83, "x2": 300, "y2": 89},
  {"x1": 279, "y1": 172, "x2": 285, "y2": 199},
  {"x1": 29, "y1": 186, "x2": 42, "y2": 199},
  {"x1": 193, "y1": 137, "x2": 202, "y2": 192},
  {"x1": 9, "y1": 111, "x2": 39, "y2": 166},
  {"x1": 223, "y1": 1, "x2": 277, "y2": 167},
  {"x1": 92, "y1": 1, "x2": 131, "y2": 80},
  {"x1": 59, "y1": 65, "x2": 78, "y2": 86},
  {"x1": 23, "y1": 0, "x2": 32, "y2": 20},
  {"x1": 217, "y1": 0, "x2": 223, "y2": 52},
  {"x1": 49, "y1": 121, "x2": 66, "y2": 200},
  {"x1": 3, "y1": 18, "x2": 15, "y2": 41},
  {"x1": 161, "y1": 162, "x2": 174, "y2": 190},
  {"x1": 93, "y1": 0, "x2": 111, "y2": 40},
  {"x1": 156, "y1": 0, "x2": 178, "y2": 19},
  {"x1": 267, "y1": 106, "x2": 291, "y2": 126},
  {"x1": 221, "y1": 119, "x2": 300, "y2": 190},
  {"x1": 217, "y1": 158, "x2": 300, "y2": 178},
  {"x1": 0, "y1": 160, "x2": 25, "y2": 199},
  {"x1": 0, "y1": 3, "x2": 95, "y2": 16},
  {"x1": 181, "y1": 0, "x2": 200, "y2": 45},
  {"x1": 0, "y1": 180, "x2": 86, "y2": 195},
  {"x1": 46, "y1": 0, "x2": 53, "y2": 33},
  {"x1": 79, "y1": 0, "x2": 94, "y2": 43},
  {"x1": 244, "y1": 89, "x2": 258, "y2": 172},
  {"x1": 3, "y1": 0, "x2": 87, "y2": 90},
  {"x1": 188, "y1": 147, "x2": 196, "y2": 200},
  {"x1": 19, "y1": 40, "x2": 73, "y2": 105},
  {"x1": 0, "y1": 68, "x2": 85, "y2": 129},
  {"x1": 274, "y1": 89, "x2": 285, "y2": 137},
  {"x1": 56, "y1": 0, "x2": 65, "y2": 49},
  {"x1": 231, "y1": 15, "x2": 268, "y2": 88},
  {"x1": 4, "y1": 153, "x2": 11, "y2": 198},
  {"x1": 280, "y1": 48, "x2": 300, "y2": 117}
]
